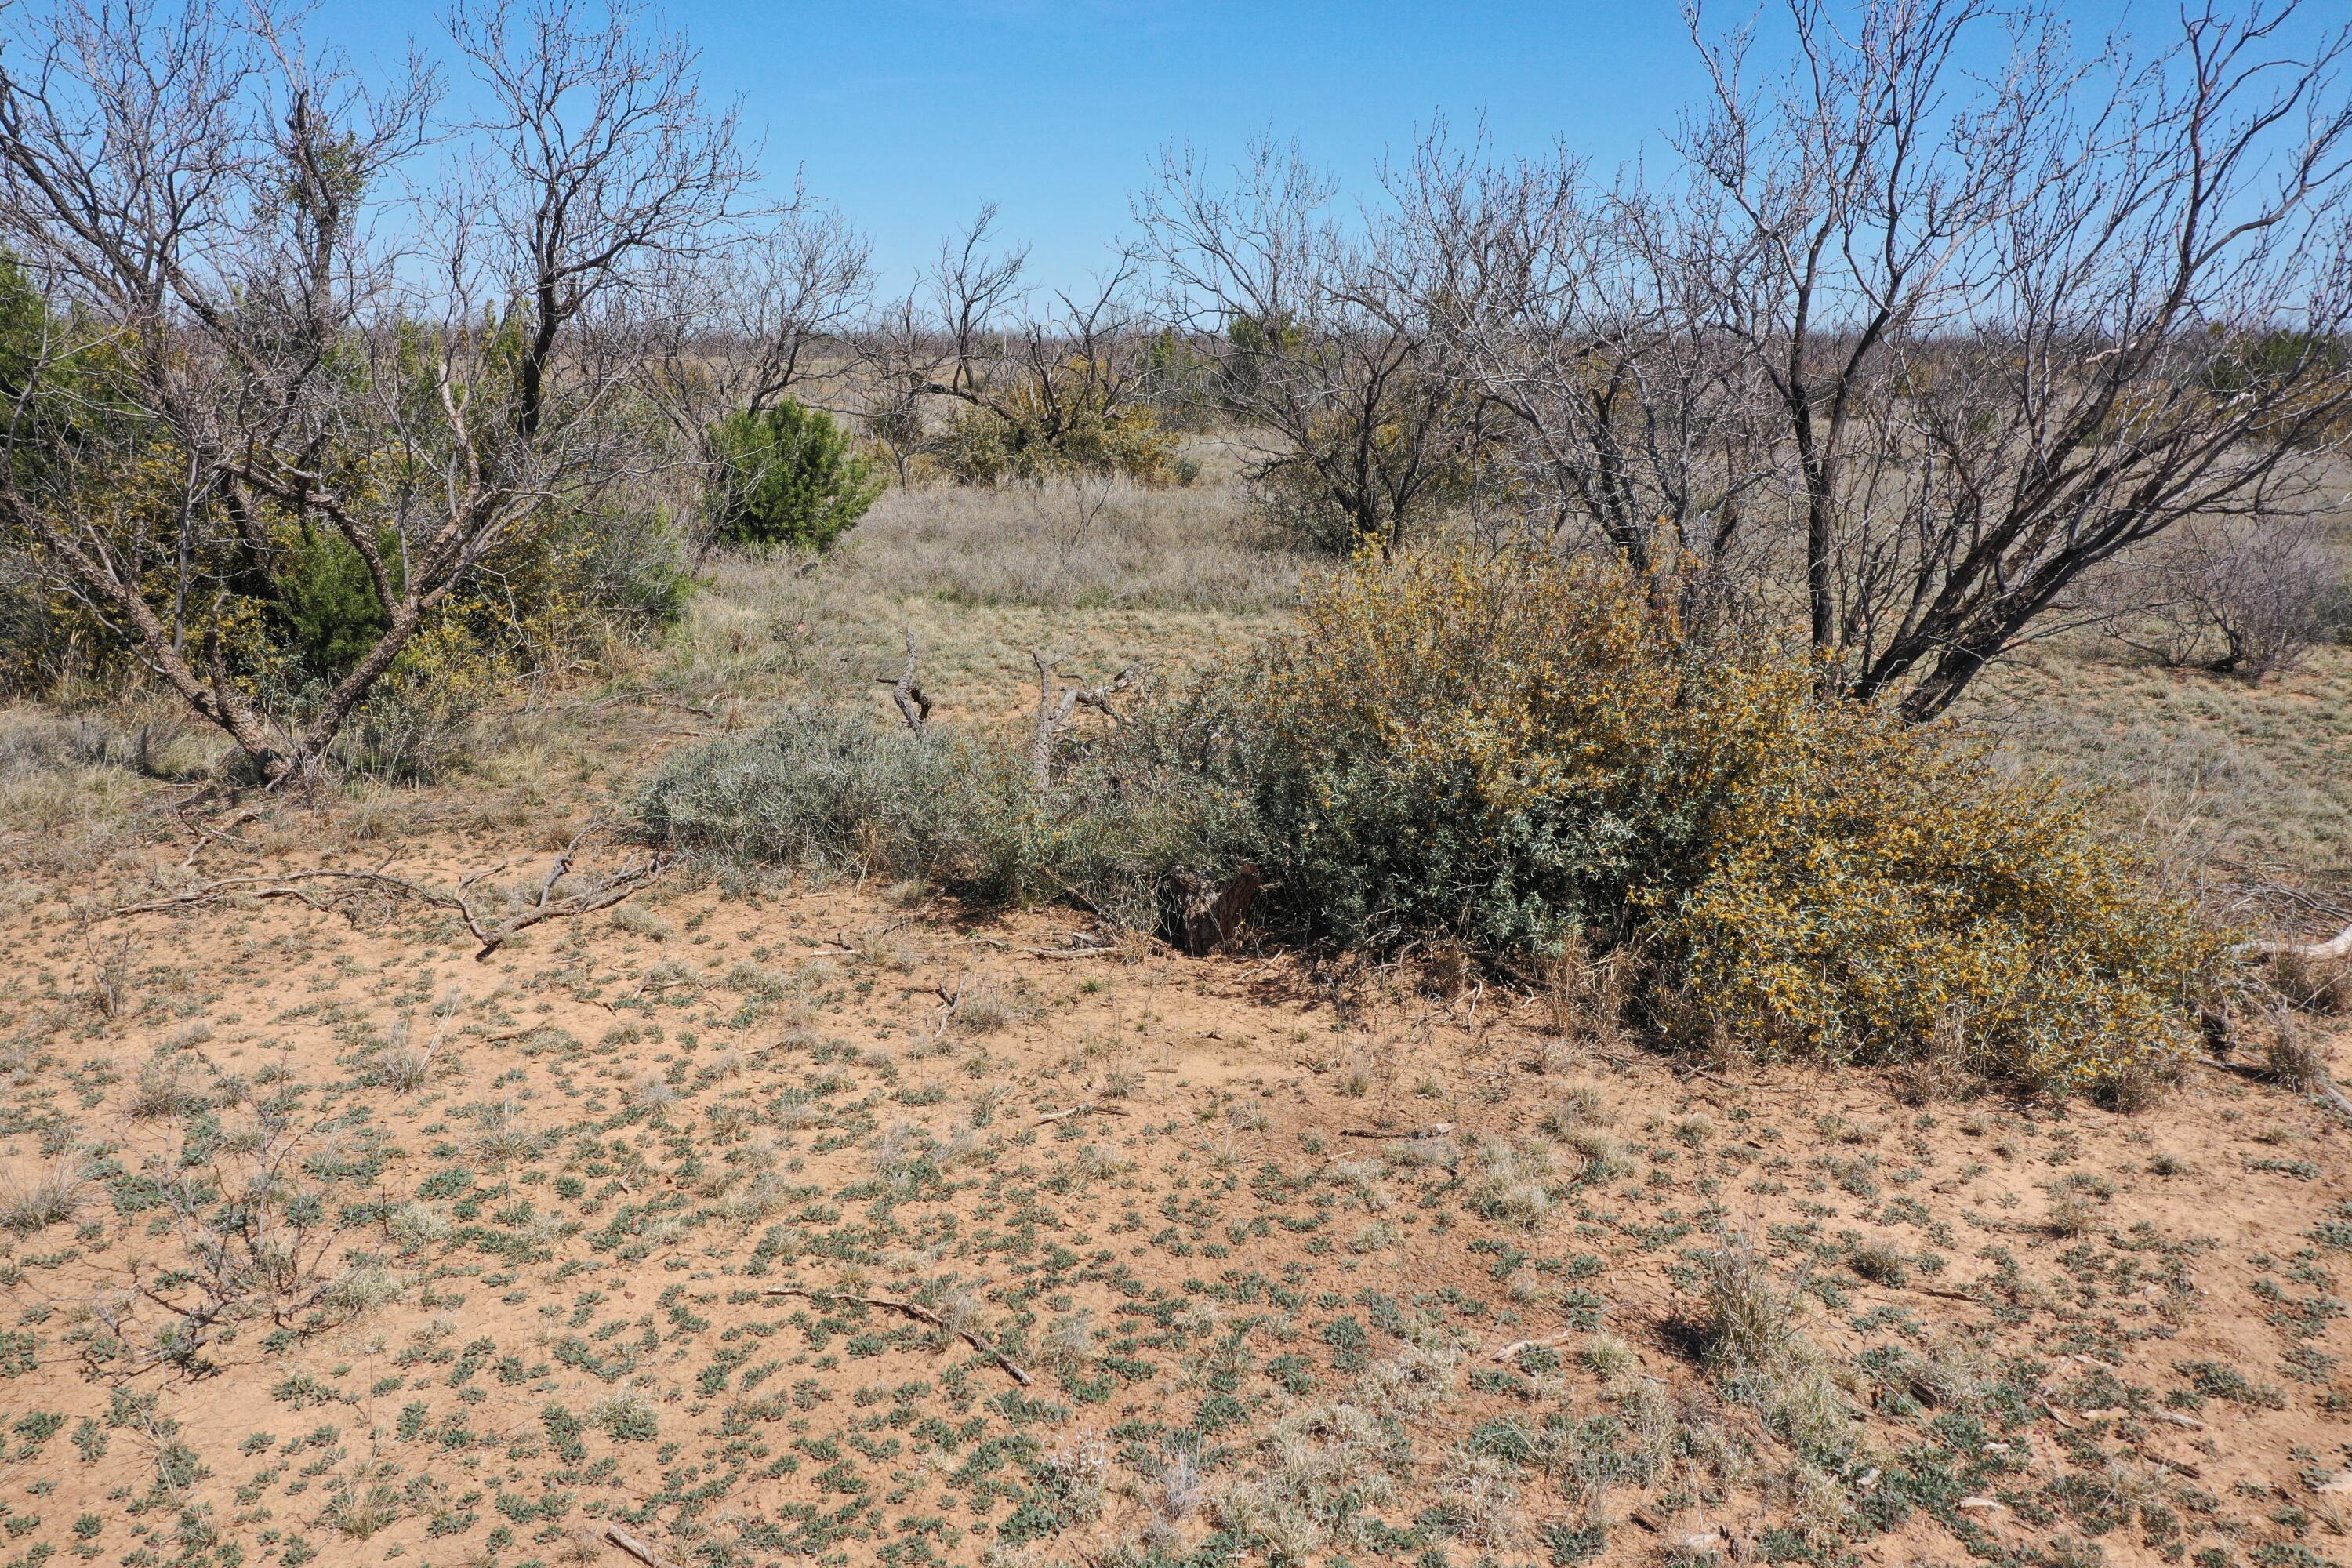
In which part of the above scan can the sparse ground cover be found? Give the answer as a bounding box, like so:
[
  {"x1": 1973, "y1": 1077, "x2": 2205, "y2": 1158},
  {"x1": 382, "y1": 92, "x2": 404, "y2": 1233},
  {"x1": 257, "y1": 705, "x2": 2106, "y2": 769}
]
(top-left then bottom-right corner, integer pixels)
[{"x1": 2, "y1": 474, "x2": 2350, "y2": 1568}]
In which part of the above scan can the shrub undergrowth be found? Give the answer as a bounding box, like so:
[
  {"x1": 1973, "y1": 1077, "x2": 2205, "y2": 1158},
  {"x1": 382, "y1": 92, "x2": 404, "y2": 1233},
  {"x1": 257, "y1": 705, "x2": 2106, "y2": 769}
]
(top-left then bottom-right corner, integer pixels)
[{"x1": 643, "y1": 546, "x2": 2220, "y2": 1096}]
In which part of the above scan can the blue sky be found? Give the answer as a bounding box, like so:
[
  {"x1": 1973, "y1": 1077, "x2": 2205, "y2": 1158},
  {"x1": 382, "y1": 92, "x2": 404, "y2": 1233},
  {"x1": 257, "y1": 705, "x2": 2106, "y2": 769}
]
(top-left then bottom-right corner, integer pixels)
[
  {"x1": 704, "y1": 0, "x2": 1704, "y2": 289},
  {"x1": 303, "y1": 0, "x2": 2310, "y2": 292}
]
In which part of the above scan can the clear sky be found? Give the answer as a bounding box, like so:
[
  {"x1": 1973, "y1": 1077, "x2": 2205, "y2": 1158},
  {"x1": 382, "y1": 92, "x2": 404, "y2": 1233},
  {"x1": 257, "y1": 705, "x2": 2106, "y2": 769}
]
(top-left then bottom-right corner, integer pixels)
[{"x1": 299, "y1": 0, "x2": 2319, "y2": 292}]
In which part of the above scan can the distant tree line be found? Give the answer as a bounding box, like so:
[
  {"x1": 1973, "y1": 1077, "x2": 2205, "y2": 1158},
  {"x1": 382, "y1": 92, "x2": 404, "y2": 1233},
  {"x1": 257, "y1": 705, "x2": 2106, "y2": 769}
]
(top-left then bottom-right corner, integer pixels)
[{"x1": 4, "y1": 0, "x2": 2350, "y2": 785}]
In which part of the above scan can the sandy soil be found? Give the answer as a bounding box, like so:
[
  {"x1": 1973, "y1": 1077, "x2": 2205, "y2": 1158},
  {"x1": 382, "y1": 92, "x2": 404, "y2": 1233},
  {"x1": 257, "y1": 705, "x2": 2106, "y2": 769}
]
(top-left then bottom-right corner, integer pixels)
[{"x1": 0, "y1": 821, "x2": 2347, "y2": 1568}]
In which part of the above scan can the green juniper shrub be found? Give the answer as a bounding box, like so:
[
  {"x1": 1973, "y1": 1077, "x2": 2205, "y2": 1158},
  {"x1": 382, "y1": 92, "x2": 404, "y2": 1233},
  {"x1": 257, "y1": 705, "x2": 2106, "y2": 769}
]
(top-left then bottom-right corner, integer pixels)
[{"x1": 706, "y1": 398, "x2": 885, "y2": 554}]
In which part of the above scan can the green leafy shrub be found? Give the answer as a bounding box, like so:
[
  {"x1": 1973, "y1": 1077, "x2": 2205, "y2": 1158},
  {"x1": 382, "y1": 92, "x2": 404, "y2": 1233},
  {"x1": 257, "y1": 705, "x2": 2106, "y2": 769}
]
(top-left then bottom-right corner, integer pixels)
[
  {"x1": 642, "y1": 546, "x2": 2220, "y2": 1098},
  {"x1": 706, "y1": 399, "x2": 884, "y2": 553},
  {"x1": 1171, "y1": 546, "x2": 2220, "y2": 1094}
]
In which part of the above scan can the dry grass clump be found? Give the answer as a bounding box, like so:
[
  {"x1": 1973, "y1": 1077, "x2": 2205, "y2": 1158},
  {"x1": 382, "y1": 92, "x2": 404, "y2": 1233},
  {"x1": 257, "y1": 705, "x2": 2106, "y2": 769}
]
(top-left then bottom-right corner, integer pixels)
[
  {"x1": 1214, "y1": 1334, "x2": 1465, "y2": 1561},
  {"x1": 127, "y1": 1053, "x2": 209, "y2": 1120},
  {"x1": 0, "y1": 1156, "x2": 84, "y2": 1235},
  {"x1": 2256, "y1": 1006, "x2": 2336, "y2": 1093},
  {"x1": 1472, "y1": 1137, "x2": 1557, "y2": 1229},
  {"x1": 2269, "y1": 945, "x2": 2352, "y2": 1014},
  {"x1": 1700, "y1": 1232, "x2": 1807, "y2": 1386},
  {"x1": 1699, "y1": 1232, "x2": 1858, "y2": 1461},
  {"x1": 362, "y1": 1019, "x2": 442, "y2": 1093}
]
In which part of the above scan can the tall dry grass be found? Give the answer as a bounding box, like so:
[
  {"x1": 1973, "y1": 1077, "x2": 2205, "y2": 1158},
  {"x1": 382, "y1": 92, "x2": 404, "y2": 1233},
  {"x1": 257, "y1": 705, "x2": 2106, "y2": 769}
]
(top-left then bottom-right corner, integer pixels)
[{"x1": 835, "y1": 467, "x2": 1301, "y2": 613}]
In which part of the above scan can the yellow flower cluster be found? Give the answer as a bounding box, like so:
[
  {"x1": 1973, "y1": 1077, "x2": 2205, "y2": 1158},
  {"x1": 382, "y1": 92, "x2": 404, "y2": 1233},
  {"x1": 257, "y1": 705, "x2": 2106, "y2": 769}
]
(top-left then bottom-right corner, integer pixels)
[{"x1": 1242, "y1": 544, "x2": 2218, "y2": 1098}]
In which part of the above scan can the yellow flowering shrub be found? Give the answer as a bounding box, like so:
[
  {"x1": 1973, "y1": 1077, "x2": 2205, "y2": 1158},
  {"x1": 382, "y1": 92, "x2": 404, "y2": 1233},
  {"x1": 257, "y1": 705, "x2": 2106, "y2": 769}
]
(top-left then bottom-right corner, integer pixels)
[
  {"x1": 1185, "y1": 544, "x2": 2220, "y2": 1096},
  {"x1": 652, "y1": 540, "x2": 2218, "y2": 1097},
  {"x1": 1653, "y1": 698, "x2": 2220, "y2": 1094}
]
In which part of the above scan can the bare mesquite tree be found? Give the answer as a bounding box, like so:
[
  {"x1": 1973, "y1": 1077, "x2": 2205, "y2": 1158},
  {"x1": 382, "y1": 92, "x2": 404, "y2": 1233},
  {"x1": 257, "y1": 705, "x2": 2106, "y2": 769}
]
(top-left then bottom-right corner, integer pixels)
[
  {"x1": 866, "y1": 204, "x2": 1159, "y2": 482},
  {"x1": 0, "y1": 0, "x2": 751, "y2": 785},
  {"x1": 1688, "y1": 0, "x2": 2352, "y2": 715},
  {"x1": 1395, "y1": 132, "x2": 1784, "y2": 607},
  {"x1": 1427, "y1": 0, "x2": 2352, "y2": 715},
  {"x1": 642, "y1": 189, "x2": 873, "y2": 432},
  {"x1": 1134, "y1": 137, "x2": 1484, "y2": 552}
]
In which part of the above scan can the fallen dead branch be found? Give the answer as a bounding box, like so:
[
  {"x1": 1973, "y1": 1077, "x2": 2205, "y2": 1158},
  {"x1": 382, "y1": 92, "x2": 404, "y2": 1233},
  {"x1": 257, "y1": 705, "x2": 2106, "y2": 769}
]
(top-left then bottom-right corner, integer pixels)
[
  {"x1": 2236, "y1": 917, "x2": 2352, "y2": 966},
  {"x1": 176, "y1": 805, "x2": 259, "y2": 867},
  {"x1": 1033, "y1": 1102, "x2": 1131, "y2": 1127},
  {"x1": 1340, "y1": 1122, "x2": 1454, "y2": 1141},
  {"x1": 602, "y1": 1526, "x2": 677, "y2": 1568},
  {"x1": 112, "y1": 821, "x2": 666, "y2": 961},
  {"x1": 763, "y1": 1287, "x2": 1033, "y2": 1385}
]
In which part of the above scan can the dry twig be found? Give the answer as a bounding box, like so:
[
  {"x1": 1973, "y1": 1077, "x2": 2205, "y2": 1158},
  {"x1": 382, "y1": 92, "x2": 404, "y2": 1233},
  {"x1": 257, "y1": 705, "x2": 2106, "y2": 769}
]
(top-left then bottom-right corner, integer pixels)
[
  {"x1": 1033, "y1": 1102, "x2": 1131, "y2": 1127},
  {"x1": 763, "y1": 1287, "x2": 1033, "y2": 1385},
  {"x1": 113, "y1": 821, "x2": 666, "y2": 961}
]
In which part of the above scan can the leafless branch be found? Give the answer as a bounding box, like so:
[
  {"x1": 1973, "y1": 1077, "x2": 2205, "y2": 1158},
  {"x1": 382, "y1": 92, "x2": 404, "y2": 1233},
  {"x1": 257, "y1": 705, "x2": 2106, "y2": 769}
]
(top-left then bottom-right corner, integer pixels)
[
  {"x1": 762, "y1": 1286, "x2": 1033, "y2": 1385},
  {"x1": 111, "y1": 822, "x2": 667, "y2": 960}
]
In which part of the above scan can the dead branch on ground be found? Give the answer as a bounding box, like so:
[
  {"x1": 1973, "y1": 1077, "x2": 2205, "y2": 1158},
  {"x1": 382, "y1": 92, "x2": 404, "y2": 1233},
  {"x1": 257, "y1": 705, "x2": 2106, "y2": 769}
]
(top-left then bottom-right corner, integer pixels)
[
  {"x1": 111, "y1": 822, "x2": 666, "y2": 961},
  {"x1": 1033, "y1": 1102, "x2": 1131, "y2": 1127},
  {"x1": 763, "y1": 1287, "x2": 1033, "y2": 1385},
  {"x1": 2238, "y1": 920, "x2": 2352, "y2": 967},
  {"x1": 602, "y1": 1527, "x2": 679, "y2": 1568}
]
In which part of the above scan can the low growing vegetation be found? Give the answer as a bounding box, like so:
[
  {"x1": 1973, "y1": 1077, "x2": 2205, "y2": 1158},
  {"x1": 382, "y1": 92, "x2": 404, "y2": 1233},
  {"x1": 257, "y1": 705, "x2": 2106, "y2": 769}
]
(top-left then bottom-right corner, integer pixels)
[{"x1": 646, "y1": 546, "x2": 2223, "y2": 1098}]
